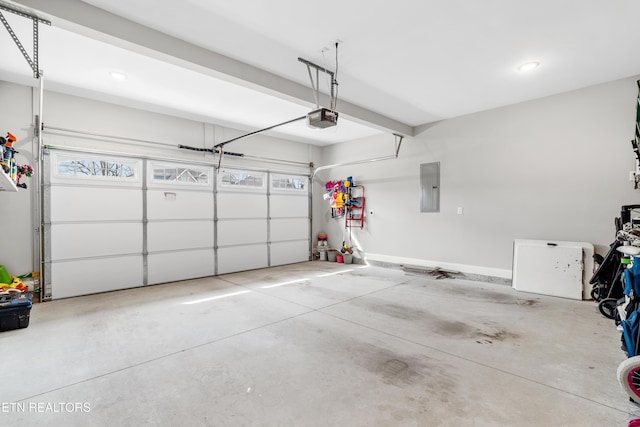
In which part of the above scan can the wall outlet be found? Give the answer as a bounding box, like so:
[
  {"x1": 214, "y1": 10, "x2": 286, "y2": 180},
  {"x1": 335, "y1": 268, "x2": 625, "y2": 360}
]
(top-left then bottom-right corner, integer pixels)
[{"x1": 457, "y1": 207, "x2": 463, "y2": 215}]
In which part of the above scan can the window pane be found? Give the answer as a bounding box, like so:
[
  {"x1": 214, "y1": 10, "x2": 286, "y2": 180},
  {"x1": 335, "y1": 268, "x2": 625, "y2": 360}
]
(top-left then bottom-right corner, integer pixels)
[
  {"x1": 151, "y1": 166, "x2": 210, "y2": 185},
  {"x1": 220, "y1": 169, "x2": 265, "y2": 188},
  {"x1": 271, "y1": 175, "x2": 306, "y2": 191},
  {"x1": 57, "y1": 158, "x2": 137, "y2": 179}
]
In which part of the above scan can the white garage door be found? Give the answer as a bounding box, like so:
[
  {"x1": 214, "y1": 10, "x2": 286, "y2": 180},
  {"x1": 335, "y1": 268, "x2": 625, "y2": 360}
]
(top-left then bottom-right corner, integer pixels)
[
  {"x1": 146, "y1": 161, "x2": 215, "y2": 285},
  {"x1": 45, "y1": 152, "x2": 144, "y2": 299},
  {"x1": 216, "y1": 168, "x2": 269, "y2": 274},
  {"x1": 269, "y1": 173, "x2": 310, "y2": 266},
  {"x1": 44, "y1": 152, "x2": 310, "y2": 298}
]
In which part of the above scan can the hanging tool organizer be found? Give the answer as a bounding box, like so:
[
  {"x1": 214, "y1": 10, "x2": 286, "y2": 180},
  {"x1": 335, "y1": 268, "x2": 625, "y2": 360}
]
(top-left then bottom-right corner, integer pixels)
[
  {"x1": 345, "y1": 185, "x2": 365, "y2": 229},
  {"x1": 324, "y1": 177, "x2": 365, "y2": 228}
]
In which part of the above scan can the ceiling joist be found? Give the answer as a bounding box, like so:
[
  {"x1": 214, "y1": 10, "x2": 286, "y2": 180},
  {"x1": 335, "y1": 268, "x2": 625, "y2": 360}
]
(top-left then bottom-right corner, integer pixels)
[{"x1": 5, "y1": 0, "x2": 412, "y2": 137}]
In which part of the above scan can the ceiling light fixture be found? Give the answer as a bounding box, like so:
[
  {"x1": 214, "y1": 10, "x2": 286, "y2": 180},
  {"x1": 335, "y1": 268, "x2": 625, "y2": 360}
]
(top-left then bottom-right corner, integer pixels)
[
  {"x1": 109, "y1": 71, "x2": 127, "y2": 80},
  {"x1": 518, "y1": 62, "x2": 540, "y2": 72}
]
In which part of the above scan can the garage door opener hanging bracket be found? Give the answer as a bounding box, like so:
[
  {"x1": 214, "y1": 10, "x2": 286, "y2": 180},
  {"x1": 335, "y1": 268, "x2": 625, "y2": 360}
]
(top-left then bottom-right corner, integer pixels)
[
  {"x1": 0, "y1": 4, "x2": 50, "y2": 78},
  {"x1": 179, "y1": 43, "x2": 341, "y2": 167},
  {"x1": 298, "y1": 41, "x2": 339, "y2": 111}
]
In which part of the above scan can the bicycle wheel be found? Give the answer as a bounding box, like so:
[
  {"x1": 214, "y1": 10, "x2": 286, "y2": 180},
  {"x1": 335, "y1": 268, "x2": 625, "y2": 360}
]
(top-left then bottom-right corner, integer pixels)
[
  {"x1": 598, "y1": 298, "x2": 618, "y2": 319},
  {"x1": 617, "y1": 356, "x2": 640, "y2": 403}
]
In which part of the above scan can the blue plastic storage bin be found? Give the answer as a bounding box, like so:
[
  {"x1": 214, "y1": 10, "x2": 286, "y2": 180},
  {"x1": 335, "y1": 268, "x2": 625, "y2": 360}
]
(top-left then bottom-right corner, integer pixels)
[{"x1": 0, "y1": 292, "x2": 32, "y2": 332}]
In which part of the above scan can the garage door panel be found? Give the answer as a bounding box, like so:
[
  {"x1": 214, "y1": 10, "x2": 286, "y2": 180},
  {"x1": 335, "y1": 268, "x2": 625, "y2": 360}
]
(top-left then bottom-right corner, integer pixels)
[
  {"x1": 46, "y1": 159, "x2": 312, "y2": 298},
  {"x1": 50, "y1": 187, "x2": 142, "y2": 222},
  {"x1": 270, "y1": 218, "x2": 308, "y2": 242},
  {"x1": 217, "y1": 193, "x2": 267, "y2": 218},
  {"x1": 147, "y1": 250, "x2": 215, "y2": 285},
  {"x1": 147, "y1": 221, "x2": 213, "y2": 252},
  {"x1": 217, "y1": 220, "x2": 267, "y2": 246},
  {"x1": 51, "y1": 223, "x2": 142, "y2": 260},
  {"x1": 147, "y1": 190, "x2": 213, "y2": 220},
  {"x1": 218, "y1": 245, "x2": 268, "y2": 274},
  {"x1": 270, "y1": 241, "x2": 310, "y2": 266},
  {"x1": 50, "y1": 256, "x2": 143, "y2": 299},
  {"x1": 270, "y1": 194, "x2": 308, "y2": 218}
]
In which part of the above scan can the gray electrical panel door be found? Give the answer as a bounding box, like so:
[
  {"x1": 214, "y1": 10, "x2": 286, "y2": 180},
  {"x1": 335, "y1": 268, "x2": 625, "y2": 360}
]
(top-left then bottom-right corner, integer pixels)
[{"x1": 420, "y1": 162, "x2": 440, "y2": 213}]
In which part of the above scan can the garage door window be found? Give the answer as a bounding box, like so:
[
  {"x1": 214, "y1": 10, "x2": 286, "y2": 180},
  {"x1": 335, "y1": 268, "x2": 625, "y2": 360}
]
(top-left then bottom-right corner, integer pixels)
[
  {"x1": 152, "y1": 164, "x2": 210, "y2": 185},
  {"x1": 55, "y1": 155, "x2": 139, "y2": 181},
  {"x1": 218, "y1": 168, "x2": 266, "y2": 190},
  {"x1": 271, "y1": 174, "x2": 307, "y2": 191}
]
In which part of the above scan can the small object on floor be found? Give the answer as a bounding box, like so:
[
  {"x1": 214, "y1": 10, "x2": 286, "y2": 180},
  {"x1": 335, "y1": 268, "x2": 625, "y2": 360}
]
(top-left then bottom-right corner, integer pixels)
[
  {"x1": 430, "y1": 267, "x2": 452, "y2": 279},
  {"x1": 0, "y1": 275, "x2": 28, "y2": 293},
  {"x1": 629, "y1": 419, "x2": 640, "y2": 427},
  {"x1": 401, "y1": 265, "x2": 459, "y2": 279}
]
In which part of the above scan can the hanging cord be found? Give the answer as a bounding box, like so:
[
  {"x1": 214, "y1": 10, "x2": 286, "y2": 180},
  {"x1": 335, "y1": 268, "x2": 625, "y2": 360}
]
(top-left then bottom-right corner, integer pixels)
[
  {"x1": 322, "y1": 43, "x2": 340, "y2": 111},
  {"x1": 298, "y1": 50, "x2": 339, "y2": 112},
  {"x1": 333, "y1": 42, "x2": 339, "y2": 111},
  {"x1": 321, "y1": 49, "x2": 333, "y2": 110}
]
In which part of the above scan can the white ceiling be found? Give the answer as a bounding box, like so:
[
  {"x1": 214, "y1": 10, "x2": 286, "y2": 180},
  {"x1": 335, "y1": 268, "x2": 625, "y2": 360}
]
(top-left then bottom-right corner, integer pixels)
[{"x1": 1, "y1": 0, "x2": 640, "y2": 146}]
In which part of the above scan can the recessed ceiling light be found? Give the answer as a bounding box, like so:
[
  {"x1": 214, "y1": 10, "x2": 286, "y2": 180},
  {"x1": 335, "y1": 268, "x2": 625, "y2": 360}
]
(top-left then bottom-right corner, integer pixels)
[
  {"x1": 109, "y1": 71, "x2": 127, "y2": 80},
  {"x1": 518, "y1": 62, "x2": 540, "y2": 72}
]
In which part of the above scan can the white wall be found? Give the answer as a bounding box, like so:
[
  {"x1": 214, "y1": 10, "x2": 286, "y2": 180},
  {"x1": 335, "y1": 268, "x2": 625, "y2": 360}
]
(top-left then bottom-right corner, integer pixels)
[
  {"x1": 41, "y1": 90, "x2": 318, "y2": 173},
  {"x1": 0, "y1": 80, "x2": 319, "y2": 282},
  {"x1": 0, "y1": 81, "x2": 36, "y2": 277},
  {"x1": 318, "y1": 76, "x2": 640, "y2": 278},
  {"x1": 5, "y1": 75, "x2": 639, "y2": 282}
]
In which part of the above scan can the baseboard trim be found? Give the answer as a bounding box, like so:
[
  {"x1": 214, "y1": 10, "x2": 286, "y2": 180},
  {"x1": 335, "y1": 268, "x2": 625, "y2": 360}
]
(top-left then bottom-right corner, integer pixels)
[{"x1": 363, "y1": 253, "x2": 512, "y2": 285}]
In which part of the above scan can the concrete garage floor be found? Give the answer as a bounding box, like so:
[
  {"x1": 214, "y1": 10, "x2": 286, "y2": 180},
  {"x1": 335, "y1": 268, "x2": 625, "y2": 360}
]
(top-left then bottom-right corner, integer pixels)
[{"x1": 1, "y1": 261, "x2": 639, "y2": 426}]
